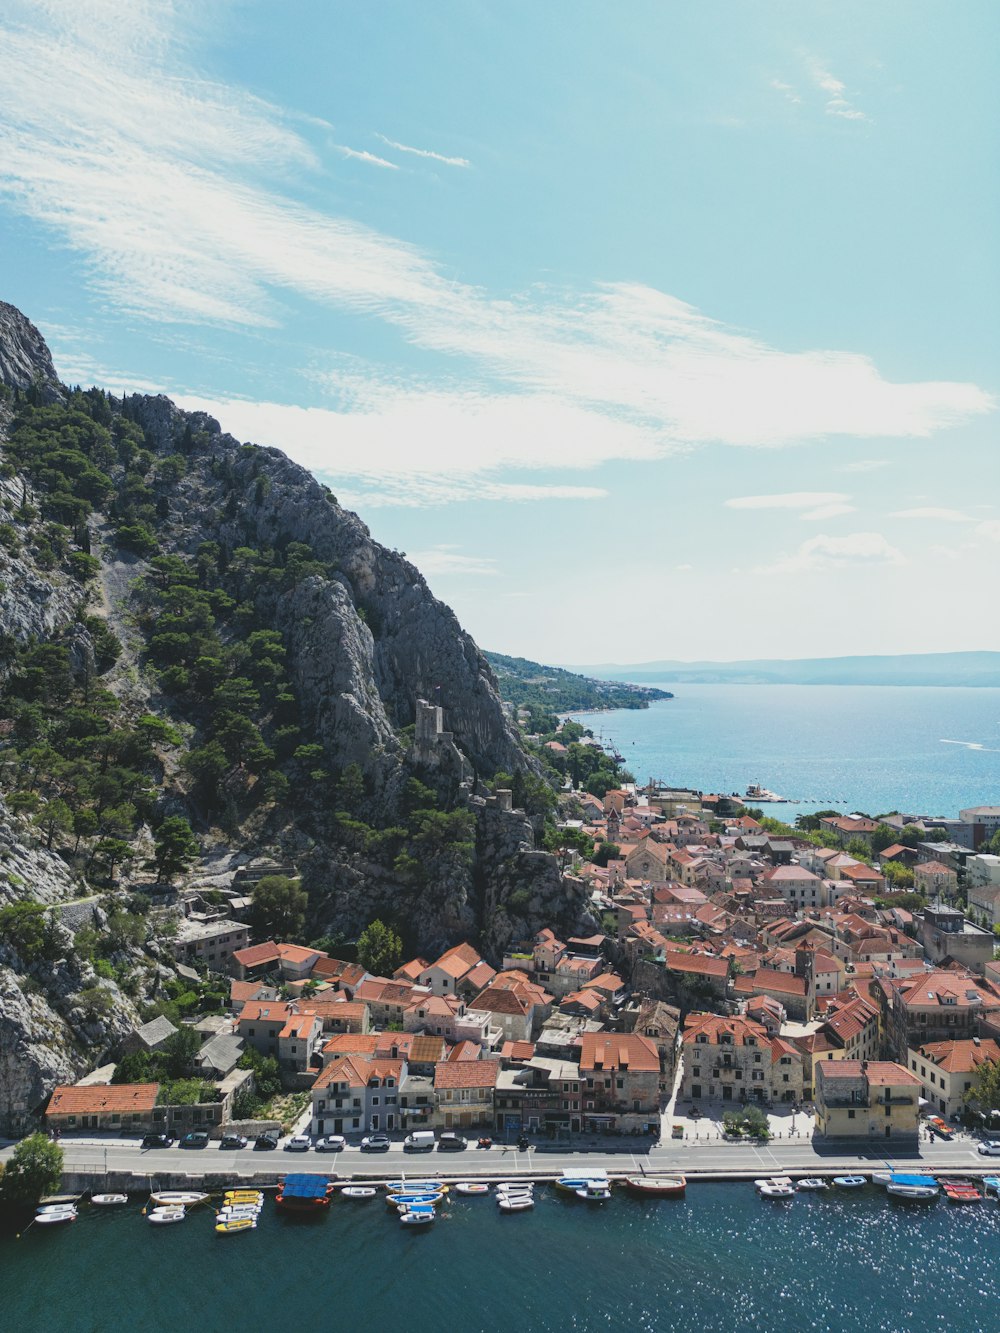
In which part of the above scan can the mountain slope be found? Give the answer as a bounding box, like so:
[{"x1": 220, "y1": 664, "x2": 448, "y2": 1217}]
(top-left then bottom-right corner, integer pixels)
[
  {"x1": 566, "y1": 652, "x2": 1000, "y2": 687},
  {"x1": 486, "y1": 650, "x2": 673, "y2": 713},
  {"x1": 0, "y1": 300, "x2": 588, "y2": 968}
]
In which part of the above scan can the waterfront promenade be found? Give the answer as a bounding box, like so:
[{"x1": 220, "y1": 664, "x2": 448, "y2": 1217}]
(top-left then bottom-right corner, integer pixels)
[{"x1": 3, "y1": 1130, "x2": 992, "y2": 1189}]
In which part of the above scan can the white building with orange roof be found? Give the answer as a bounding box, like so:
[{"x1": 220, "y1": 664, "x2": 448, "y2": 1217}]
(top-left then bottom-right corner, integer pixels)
[
  {"x1": 681, "y1": 1012, "x2": 805, "y2": 1106},
  {"x1": 907, "y1": 1037, "x2": 1000, "y2": 1118},
  {"x1": 310, "y1": 1054, "x2": 405, "y2": 1136},
  {"x1": 419, "y1": 941, "x2": 487, "y2": 996}
]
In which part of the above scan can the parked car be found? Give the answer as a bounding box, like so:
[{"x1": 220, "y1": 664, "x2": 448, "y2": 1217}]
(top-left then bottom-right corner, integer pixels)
[
  {"x1": 219, "y1": 1134, "x2": 248, "y2": 1150},
  {"x1": 254, "y1": 1132, "x2": 279, "y2": 1150},
  {"x1": 404, "y1": 1130, "x2": 436, "y2": 1151},
  {"x1": 180, "y1": 1131, "x2": 210, "y2": 1149},
  {"x1": 284, "y1": 1135, "x2": 311, "y2": 1152},
  {"x1": 361, "y1": 1133, "x2": 391, "y2": 1152},
  {"x1": 315, "y1": 1135, "x2": 347, "y2": 1152},
  {"x1": 927, "y1": 1116, "x2": 953, "y2": 1139},
  {"x1": 141, "y1": 1133, "x2": 174, "y2": 1149},
  {"x1": 978, "y1": 1140, "x2": 1000, "y2": 1156},
  {"x1": 437, "y1": 1133, "x2": 468, "y2": 1151}
]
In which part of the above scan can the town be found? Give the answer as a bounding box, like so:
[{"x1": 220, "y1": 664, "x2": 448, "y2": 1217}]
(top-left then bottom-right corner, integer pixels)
[{"x1": 33, "y1": 764, "x2": 1000, "y2": 1181}]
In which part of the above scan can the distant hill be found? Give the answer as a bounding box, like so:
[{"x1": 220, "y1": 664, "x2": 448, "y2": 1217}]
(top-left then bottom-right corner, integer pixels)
[
  {"x1": 562, "y1": 651, "x2": 1000, "y2": 688},
  {"x1": 486, "y1": 651, "x2": 673, "y2": 712}
]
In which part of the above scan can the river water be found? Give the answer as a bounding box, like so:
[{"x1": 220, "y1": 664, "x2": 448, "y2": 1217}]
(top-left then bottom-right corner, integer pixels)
[{"x1": 3, "y1": 1182, "x2": 998, "y2": 1332}]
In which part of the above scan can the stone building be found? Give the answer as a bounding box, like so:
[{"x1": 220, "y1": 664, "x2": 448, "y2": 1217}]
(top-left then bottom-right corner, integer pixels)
[
  {"x1": 680, "y1": 1013, "x2": 805, "y2": 1106},
  {"x1": 814, "y1": 1060, "x2": 921, "y2": 1140}
]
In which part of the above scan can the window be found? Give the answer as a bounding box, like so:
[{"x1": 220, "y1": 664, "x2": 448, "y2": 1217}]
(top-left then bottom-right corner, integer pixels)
[
  {"x1": 848, "y1": 1109, "x2": 856, "y2": 1119},
  {"x1": 372, "y1": 1096, "x2": 380, "y2": 1106}
]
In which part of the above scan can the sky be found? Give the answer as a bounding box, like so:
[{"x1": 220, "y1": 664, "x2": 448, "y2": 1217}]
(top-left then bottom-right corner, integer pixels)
[{"x1": 0, "y1": 0, "x2": 997, "y2": 665}]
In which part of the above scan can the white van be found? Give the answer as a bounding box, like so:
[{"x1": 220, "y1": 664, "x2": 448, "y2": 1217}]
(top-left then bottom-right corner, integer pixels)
[{"x1": 403, "y1": 1130, "x2": 436, "y2": 1151}]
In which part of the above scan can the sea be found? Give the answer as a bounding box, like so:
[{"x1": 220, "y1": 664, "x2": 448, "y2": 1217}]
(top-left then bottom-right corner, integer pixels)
[
  {"x1": 3, "y1": 1183, "x2": 999, "y2": 1332},
  {"x1": 566, "y1": 685, "x2": 1000, "y2": 820}
]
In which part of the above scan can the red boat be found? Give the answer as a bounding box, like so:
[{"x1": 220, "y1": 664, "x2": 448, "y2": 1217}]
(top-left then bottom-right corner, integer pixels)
[
  {"x1": 941, "y1": 1178, "x2": 982, "y2": 1203},
  {"x1": 275, "y1": 1174, "x2": 336, "y2": 1212},
  {"x1": 623, "y1": 1175, "x2": 686, "y2": 1198}
]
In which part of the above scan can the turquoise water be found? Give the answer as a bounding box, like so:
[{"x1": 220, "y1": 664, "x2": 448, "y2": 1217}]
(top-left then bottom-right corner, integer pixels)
[
  {"x1": 567, "y1": 685, "x2": 1000, "y2": 819},
  {"x1": 3, "y1": 1184, "x2": 999, "y2": 1332}
]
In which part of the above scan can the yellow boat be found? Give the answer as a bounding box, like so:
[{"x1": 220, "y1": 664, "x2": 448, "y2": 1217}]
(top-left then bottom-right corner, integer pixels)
[
  {"x1": 224, "y1": 1191, "x2": 263, "y2": 1202},
  {"x1": 215, "y1": 1217, "x2": 257, "y2": 1234}
]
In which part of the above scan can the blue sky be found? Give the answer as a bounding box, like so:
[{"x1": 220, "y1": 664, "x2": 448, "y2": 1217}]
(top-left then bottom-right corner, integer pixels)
[{"x1": 1, "y1": 0, "x2": 997, "y2": 664}]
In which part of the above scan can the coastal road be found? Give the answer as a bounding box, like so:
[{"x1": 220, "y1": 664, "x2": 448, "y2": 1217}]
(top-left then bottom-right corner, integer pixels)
[{"x1": 4, "y1": 1134, "x2": 993, "y2": 1184}]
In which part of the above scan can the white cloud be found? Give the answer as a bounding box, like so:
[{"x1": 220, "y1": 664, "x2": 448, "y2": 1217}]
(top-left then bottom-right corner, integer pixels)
[
  {"x1": 800, "y1": 502, "x2": 857, "y2": 521},
  {"x1": 805, "y1": 58, "x2": 868, "y2": 122},
  {"x1": 976, "y1": 521, "x2": 1000, "y2": 542},
  {"x1": 335, "y1": 146, "x2": 398, "y2": 170},
  {"x1": 840, "y1": 458, "x2": 889, "y2": 473},
  {"x1": 0, "y1": 0, "x2": 991, "y2": 499},
  {"x1": 725, "y1": 492, "x2": 851, "y2": 510},
  {"x1": 889, "y1": 507, "x2": 974, "y2": 522},
  {"x1": 756, "y1": 531, "x2": 906, "y2": 575},
  {"x1": 769, "y1": 78, "x2": 801, "y2": 106},
  {"x1": 375, "y1": 134, "x2": 470, "y2": 168},
  {"x1": 406, "y1": 545, "x2": 497, "y2": 575}
]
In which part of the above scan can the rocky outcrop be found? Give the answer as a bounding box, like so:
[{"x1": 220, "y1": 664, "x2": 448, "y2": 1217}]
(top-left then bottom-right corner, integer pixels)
[
  {"x1": 0, "y1": 301, "x2": 61, "y2": 397},
  {"x1": 0, "y1": 798, "x2": 79, "y2": 906}
]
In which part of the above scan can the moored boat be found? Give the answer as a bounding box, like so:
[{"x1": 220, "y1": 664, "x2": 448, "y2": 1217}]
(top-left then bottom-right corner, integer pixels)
[
  {"x1": 795, "y1": 1179, "x2": 829, "y2": 1192},
  {"x1": 941, "y1": 1178, "x2": 983, "y2": 1203},
  {"x1": 553, "y1": 1172, "x2": 609, "y2": 1194},
  {"x1": 400, "y1": 1210, "x2": 434, "y2": 1226},
  {"x1": 215, "y1": 1217, "x2": 256, "y2": 1234},
  {"x1": 623, "y1": 1176, "x2": 686, "y2": 1197},
  {"x1": 90, "y1": 1193, "x2": 128, "y2": 1206},
  {"x1": 275, "y1": 1174, "x2": 335, "y2": 1212},
  {"x1": 147, "y1": 1206, "x2": 186, "y2": 1225},
  {"x1": 340, "y1": 1187, "x2": 377, "y2": 1199},
  {"x1": 832, "y1": 1176, "x2": 867, "y2": 1189},
  {"x1": 149, "y1": 1191, "x2": 208, "y2": 1207},
  {"x1": 35, "y1": 1209, "x2": 77, "y2": 1225},
  {"x1": 757, "y1": 1182, "x2": 794, "y2": 1199},
  {"x1": 384, "y1": 1179, "x2": 444, "y2": 1192},
  {"x1": 386, "y1": 1191, "x2": 444, "y2": 1207},
  {"x1": 498, "y1": 1195, "x2": 534, "y2": 1212},
  {"x1": 576, "y1": 1185, "x2": 611, "y2": 1202},
  {"x1": 453, "y1": 1182, "x2": 490, "y2": 1196}
]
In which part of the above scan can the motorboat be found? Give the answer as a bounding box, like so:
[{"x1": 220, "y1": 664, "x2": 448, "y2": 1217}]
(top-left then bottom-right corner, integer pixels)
[
  {"x1": 757, "y1": 1182, "x2": 794, "y2": 1199},
  {"x1": 495, "y1": 1179, "x2": 534, "y2": 1190},
  {"x1": 215, "y1": 1217, "x2": 256, "y2": 1234},
  {"x1": 37, "y1": 1203, "x2": 79, "y2": 1215},
  {"x1": 35, "y1": 1209, "x2": 77, "y2": 1225},
  {"x1": 888, "y1": 1182, "x2": 938, "y2": 1201},
  {"x1": 498, "y1": 1195, "x2": 534, "y2": 1212},
  {"x1": 553, "y1": 1173, "x2": 609, "y2": 1194},
  {"x1": 340, "y1": 1187, "x2": 377, "y2": 1199},
  {"x1": 384, "y1": 1179, "x2": 445, "y2": 1192},
  {"x1": 149, "y1": 1191, "x2": 208, "y2": 1207},
  {"x1": 755, "y1": 1176, "x2": 793, "y2": 1191},
  {"x1": 216, "y1": 1204, "x2": 262, "y2": 1218},
  {"x1": 400, "y1": 1210, "x2": 434, "y2": 1226},
  {"x1": 623, "y1": 1176, "x2": 686, "y2": 1197},
  {"x1": 874, "y1": 1172, "x2": 938, "y2": 1200},
  {"x1": 386, "y1": 1191, "x2": 444, "y2": 1207},
  {"x1": 453, "y1": 1182, "x2": 490, "y2": 1195},
  {"x1": 795, "y1": 1179, "x2": 829, "y2": 1192},
  {"x1": 576, "y1": 1185, "x2": 612, "y2": 1202},
  {"x1": 148, "y1": 1207, "x2": 186, "y2": 1225},
  {"x1": 90, "y1": 1193, "x2": 128, "y2": 1206},
  {"x1": 981, "y1": 1175, "x2": 1000, "y2": 1197},
  {"x1": 225, "y1": 1189, "x2": 264, "y2": 1201},
  {"x1": 832, "y1": 1176, "x2": 867, "y2": 1189},
  {"x1": 495, "y1": 1185, "x2": 534, "y2": 1198}
]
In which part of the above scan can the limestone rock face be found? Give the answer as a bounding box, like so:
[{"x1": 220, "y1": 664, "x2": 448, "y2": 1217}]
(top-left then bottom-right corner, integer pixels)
[
  {"x1": 0, "y1": 798, "x2": 79, "y2": 906},
  {"x1": 0, "y1": 301, "x2": 60, "y2": 397}
]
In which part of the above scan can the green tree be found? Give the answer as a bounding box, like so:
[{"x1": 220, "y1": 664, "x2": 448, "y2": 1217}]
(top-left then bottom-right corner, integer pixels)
[
  {"x1": 966, "y1": 1058, "x2": 1000, "y2": 1113},
  {"x1": 592, "y1": 841, "x2": 621, "y2": 868},
  {"x1": 248, "y1": 875, "x2": 307, "y2": 941},
  {"x1": 150, "y1": 815, "x2": 198, "y2": 882},
  {"x1": 0, "y1": 1132, "x2": 63, "y2": 1205},
  {"x1": 162, "y1": 1024, "x2": 201, "y2": 1078},
  {"x1": 33, "y1": 797, "x2": 73, "y2": 850},
  {"x1": 356, "y1": 918, "x2": 403, "y2": 976}
]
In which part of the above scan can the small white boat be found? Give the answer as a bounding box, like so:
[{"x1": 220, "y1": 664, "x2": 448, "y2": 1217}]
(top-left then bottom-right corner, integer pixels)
[
  {"x1": 37, "y1": 1203, "x2": 79, "y2": 1215},
  {"x1": 795, "y1": 1179, "x2": 829, "y2": 1192},
  {"x1": 91, "y1": 1193, "x2": 128, "y2": 1206},
  {"x1": 148, "y1": 1207, "x2": 186, "y2": 1225},
  {"x1": 758, "y1": 1183, "x2": 794, "y2": 1199},
  {"x1": 340, "y1": 1187, "x2": 377, "y2": 1200},
  {"x1": 576, "y1": 1186, "x2": 611, "y2": 1202},
  {"x1": 149, "y1": 1191, "x2": 209, "y2": 1207},
  {"x1": 400, "y1": 1210, "x2": 434, "y2": 1226},
  {"x1": 385, "y1": 1180, "x2": 444, "y2": 1192},
  {"x1": 498, "y1": 1195, "x2": 534, "y2": 1212},
  {"x1": 887, "y1": 1183, "x2": 938, "y2": 1200},
  {"x1": 832, "y1": 1176, "x2": 867, "y2": 1189},
  {"x1": 215, "y1": 1217, "x2": 257, "y2": 1235},
  {"x1": 216, "y1": 1206, "x2": 262, "y2": 1219},
  {"x1": 453, "y1": 1182, "x2": 490, "y2": 1196},
  {"x1": 35, "y1": 1209, "x2": 77, "y2": 1226}
]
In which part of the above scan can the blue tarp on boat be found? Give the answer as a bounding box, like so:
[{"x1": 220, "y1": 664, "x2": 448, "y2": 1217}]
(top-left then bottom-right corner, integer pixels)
[
  {"x1": 281, "y1": 1175, "x2": 331, "y2": 1199},
  {"x1": 888, "y1": 1174, "x2": 937, "y2": 1187}
]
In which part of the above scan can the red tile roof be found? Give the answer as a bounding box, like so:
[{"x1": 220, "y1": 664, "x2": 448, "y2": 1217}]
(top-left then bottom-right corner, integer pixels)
[
  {"x1": 233, "y1": 941, "x2": 280, "y2": 967},
  {"x1": 579, "y1": 1032, "x2": 659, "y2": 1073},
  {"x1": 433, "y1": 1059, "x2": 499, "y2": 1090},
  {"x1": 49, "y1": 1083, "x2": 159, "y2": 1115}
]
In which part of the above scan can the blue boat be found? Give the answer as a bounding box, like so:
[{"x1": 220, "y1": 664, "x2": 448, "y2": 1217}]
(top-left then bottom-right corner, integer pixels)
[{"x1": 386, "y1": 1192, "x2": 443, "y2": 1207}]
